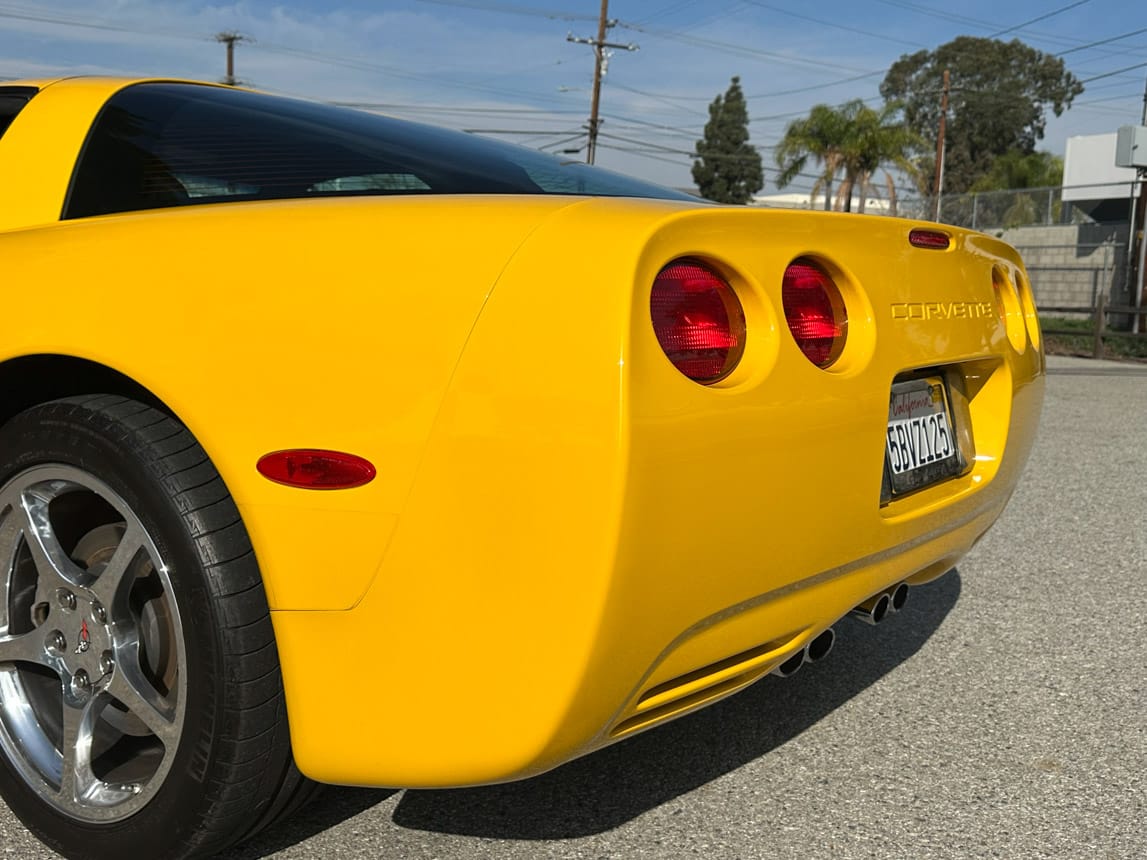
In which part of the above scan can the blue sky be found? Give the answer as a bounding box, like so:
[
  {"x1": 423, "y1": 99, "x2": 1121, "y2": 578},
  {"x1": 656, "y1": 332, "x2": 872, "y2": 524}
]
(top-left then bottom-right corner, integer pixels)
[{"x1": 2, "y1": 1, "x2": 1144, "y2": 191}]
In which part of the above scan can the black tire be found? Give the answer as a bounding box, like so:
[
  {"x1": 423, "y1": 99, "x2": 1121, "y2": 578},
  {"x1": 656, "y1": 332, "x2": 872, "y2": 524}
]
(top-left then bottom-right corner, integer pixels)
[{"x1": 0, "y1": 395, "x2": 315, "y2": 859}]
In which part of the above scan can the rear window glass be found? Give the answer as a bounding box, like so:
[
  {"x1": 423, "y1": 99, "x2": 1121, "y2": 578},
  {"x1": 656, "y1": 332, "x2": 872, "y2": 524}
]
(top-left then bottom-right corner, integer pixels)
[
  {"x1": 65, "y1": 82, "x2": 692, "y2": 218},
  {"x1": 0, "y1": 87, "x2": 38, "y2": 141}
]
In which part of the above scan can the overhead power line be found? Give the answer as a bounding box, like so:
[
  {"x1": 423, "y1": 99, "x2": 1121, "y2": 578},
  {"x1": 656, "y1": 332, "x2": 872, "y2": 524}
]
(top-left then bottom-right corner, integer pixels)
[
  {"x1": 607, "y1": 81, "x2": 709, "y2": 116},
  {"x1": 1056, "y1": 26, "x2": 1147, "y2": 56},
  {"x1": 0, "y1": 4, "x2": 205, "y2": 41},
  {"x1": 740, "y1": 1, "x2": 925, "y2": 49},
  {"x1": 628, "y1": 0, "x2": 701, "y2": 29},
  {"x1": 874, "y1": 0, "x2": 1082, "y2": 49},
  {"x1": 332, "y1": 102, "x2": 585, "y2": 115},
  {"x1": 1079, "y1": 61, "x2": 1147, "y2": 84},
  {"x1": 462, "y1": 127, "x2": 584, "y2": 135},
  {"x1": 615, "y1": 20, "x2": 873, "y2": 74},
  {"x1": 412, "y1": 0, "x2": 596, "y2": 22},
  {"x1": 988, "y1": 0, "x2": 1091, "y2": 39}
]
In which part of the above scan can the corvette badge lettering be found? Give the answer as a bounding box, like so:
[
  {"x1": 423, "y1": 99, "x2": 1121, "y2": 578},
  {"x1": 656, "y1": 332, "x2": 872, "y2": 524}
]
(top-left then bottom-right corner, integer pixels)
[{"x1": 891, "y1": 301, "x2": 994, "y2": 321}]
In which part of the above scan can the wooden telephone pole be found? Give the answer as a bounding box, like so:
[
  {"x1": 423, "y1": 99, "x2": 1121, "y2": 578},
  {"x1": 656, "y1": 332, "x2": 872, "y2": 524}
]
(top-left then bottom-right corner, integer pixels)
[
  {"x1": 215, "y1": 32, "x2": 250, "y2": 86},
  {"x1": 566, "y1": 1, "x2": 637, "y2": 165},
  {"x1": 1133, "y1": 72, "x2": 1147, "y2": 332},
  {"x1": 931, "y1": 68, "x2": 950, "y2": 222}
]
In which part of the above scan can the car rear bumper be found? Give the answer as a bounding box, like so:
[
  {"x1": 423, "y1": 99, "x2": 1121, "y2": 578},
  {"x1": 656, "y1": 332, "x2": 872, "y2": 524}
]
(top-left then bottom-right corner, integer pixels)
[
  {"x1": 272, "y1": 360, "x2": 1042, "y2": 788},
  {"x1": 271, "y1": 462, "x2": 1021, "y2": 787}
]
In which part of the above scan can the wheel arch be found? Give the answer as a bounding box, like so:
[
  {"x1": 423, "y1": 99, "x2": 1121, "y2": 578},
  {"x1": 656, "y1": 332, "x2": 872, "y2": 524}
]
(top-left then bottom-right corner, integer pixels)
[
  {"x1": 0, "y1": 392, "x2": 314, "y2": 855},
  {"x1": 0, "y1": 354, "x2": 395, "y2": 612},
  {"x1": 0, "y1": 354, "x2": 173, "y2": 429}
]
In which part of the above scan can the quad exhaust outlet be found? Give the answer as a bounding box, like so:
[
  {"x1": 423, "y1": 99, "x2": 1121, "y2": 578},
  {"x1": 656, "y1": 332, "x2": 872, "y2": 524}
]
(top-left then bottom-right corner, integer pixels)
[
  {"x1": 849, "y1": 582, "x2": 910, "y2": 625},
  {"x1": 771, "y1": 627, "x2": 835, "y2": 678},
  {"x1": 771, "y1": 583, "x2": 910, "y2": 679}
]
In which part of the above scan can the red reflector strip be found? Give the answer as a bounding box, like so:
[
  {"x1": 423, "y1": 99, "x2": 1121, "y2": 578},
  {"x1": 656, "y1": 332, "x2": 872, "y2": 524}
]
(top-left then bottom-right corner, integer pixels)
[
  {"x1": 257, "y1": 449, "x2": 376, "y2": 489},
  {"x1": 908, "y1": 229, "x2": 951, "y2": 250}
]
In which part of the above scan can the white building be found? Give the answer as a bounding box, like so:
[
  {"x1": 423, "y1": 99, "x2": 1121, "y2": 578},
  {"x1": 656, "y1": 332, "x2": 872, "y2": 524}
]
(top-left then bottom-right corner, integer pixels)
[{"x1": 1062, "y1": 132, "x2": 1140, "y2": 223}]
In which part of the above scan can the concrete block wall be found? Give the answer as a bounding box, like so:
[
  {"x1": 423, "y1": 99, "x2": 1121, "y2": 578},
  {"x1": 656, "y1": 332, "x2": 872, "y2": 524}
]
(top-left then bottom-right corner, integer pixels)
[{"x1": 998, "y1": 223, "x2": 1129, "y2": 310}]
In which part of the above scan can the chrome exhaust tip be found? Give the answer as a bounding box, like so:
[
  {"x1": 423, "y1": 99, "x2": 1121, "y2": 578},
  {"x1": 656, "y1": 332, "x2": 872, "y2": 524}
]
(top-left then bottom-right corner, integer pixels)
[
  {"x1": 771, "y1": 649, "x2": 806, "y2": 678},
  {"x1": 888, "y1": 582, "x2": 910, "y2": 613},
  {"x1": 850, "y1": 592, "x2": 891, "y2": 625},
  {"x1": 804, "y1": 628, "x2": 835, "y2": 663}
]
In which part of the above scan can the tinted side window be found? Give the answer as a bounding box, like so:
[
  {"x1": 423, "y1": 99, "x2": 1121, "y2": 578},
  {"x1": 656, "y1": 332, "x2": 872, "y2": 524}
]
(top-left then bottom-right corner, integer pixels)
[
  {"x1": 65, "y1": 83, "x2": 691, "y2": 219},
  {"x1": 0, "y1": 87, "x2": 38, "y2": 141}
]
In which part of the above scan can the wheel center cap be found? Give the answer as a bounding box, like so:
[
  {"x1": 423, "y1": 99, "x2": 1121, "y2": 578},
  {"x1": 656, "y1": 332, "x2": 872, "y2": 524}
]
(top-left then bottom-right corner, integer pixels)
[
  {"x1": 74, "y1": 617, "x2": 95, "y2": 654},
  {"x1": 62, "y1": 599, "x2": 114, "y2": 693}
]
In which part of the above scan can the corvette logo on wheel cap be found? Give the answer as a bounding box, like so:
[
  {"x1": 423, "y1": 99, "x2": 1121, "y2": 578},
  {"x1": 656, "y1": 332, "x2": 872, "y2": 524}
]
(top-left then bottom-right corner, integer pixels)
[{"x1": 74, "y1": 619, "x2": 91, "y2": 654}]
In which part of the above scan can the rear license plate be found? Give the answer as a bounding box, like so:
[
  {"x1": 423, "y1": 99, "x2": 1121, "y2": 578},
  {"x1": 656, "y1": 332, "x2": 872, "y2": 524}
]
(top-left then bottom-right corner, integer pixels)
[{"x1": 884, "y1": 377, "x2": 962, "y2": 497}]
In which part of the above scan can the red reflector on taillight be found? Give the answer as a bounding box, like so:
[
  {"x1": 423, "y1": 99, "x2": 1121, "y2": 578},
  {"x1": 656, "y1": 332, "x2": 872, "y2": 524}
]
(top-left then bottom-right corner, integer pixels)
[
  {"x1": 782, "y1": 259, "x2": 847, "y2": 368},
  {"x1": 909, "y1": 229, "x2": 951, "y2": 250},
  {"x1": 650, "y1": 258, "x2": 746, "y2": 383},
  {"x1": 257, "y1": 449, "x2": 376, "y2": 489}
]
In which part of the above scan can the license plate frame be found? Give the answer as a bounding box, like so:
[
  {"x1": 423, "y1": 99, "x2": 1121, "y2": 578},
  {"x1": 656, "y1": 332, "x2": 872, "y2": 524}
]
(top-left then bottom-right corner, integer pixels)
[{"x1": 883, "y1": 376, "x2": 964, "y2": 498}]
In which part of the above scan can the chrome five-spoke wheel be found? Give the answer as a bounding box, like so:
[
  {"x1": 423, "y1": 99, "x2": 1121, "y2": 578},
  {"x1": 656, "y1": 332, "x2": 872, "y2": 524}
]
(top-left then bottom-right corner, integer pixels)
[
  {"x1": 0, "y1": 464, "x2": 185, "y2": 822},
  {"x1": 0, "y1": 396, "x2": 313, "y2": 860}
]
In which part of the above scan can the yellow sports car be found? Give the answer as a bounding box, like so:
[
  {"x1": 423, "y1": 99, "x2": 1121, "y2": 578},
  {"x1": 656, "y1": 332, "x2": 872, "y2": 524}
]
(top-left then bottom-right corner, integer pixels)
[{"x1": 0, "y1": 77, "x2": 1043, "y2": 859}]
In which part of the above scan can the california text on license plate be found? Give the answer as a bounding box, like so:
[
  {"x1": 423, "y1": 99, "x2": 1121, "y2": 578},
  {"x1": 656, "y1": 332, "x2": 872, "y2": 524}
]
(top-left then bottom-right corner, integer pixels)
[{"x1": 885, "y1": 377, "x2": 961, "y2": 496}]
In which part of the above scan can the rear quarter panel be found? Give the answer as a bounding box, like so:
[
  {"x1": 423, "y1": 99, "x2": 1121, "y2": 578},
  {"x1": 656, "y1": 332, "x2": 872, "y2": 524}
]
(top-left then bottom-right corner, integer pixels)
[{"x1": 0, "y1": 196, "x2": 579, "y2": 608}]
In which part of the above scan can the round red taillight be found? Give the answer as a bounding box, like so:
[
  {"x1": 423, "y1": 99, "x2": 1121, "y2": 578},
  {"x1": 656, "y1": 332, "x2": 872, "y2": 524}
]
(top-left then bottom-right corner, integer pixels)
[
  {"x1": 257, "y1": 449, "x2": 376, "y2": 489},
  {"x1": 650, "y1": 258, "x2": 746, "y2": 384},
  {"x1": 782, "y1": 259, "x2": 847, "y2": 368}
]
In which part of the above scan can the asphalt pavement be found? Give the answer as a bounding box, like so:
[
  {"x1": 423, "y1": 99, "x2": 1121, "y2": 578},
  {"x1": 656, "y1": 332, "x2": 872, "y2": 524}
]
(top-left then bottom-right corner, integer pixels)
[{"x1": 2, "y1": 353, "x2": 1144, "y2": 859}]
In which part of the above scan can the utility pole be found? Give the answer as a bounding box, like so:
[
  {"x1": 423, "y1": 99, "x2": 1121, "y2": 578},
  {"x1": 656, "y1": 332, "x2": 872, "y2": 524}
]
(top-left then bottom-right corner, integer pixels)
[
  {"x1": 215, "y1": 31, "x2": 251, "y2": 86},
  {"x1": 566, "y1": 1, "x2": 637, "y2": 165},
  {"x1": 931, "y1": 68, "x2": 950, "y2": 222},
  {"x1": 1134, "y1": 72, "x2": 1147, "y2": 332}
]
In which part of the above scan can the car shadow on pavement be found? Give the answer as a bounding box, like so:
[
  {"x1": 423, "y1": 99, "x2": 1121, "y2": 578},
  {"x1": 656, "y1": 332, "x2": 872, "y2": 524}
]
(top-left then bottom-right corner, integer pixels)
[
  {"x1": 227, "y1": 570, "x2": 960, "y2": 855},
  {"x1": 219, "y1": 787, "x2": 400, "y2": 859}
]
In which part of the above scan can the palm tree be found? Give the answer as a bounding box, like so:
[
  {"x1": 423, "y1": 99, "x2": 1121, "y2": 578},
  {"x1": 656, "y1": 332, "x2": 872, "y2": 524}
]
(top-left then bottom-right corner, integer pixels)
[
  {"x1": 778, "y1": 101, "x2": 922, "y2": 215},
  {"x1": 774, "y1": 104, "x2": 848, "y2": 211},
  {"x1": 835, "y1": 101, "x2": 922, "y2": 215}
]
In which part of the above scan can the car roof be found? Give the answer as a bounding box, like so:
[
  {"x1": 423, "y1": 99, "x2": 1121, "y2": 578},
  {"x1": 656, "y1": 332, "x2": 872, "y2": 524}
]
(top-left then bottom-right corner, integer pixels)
[{"x1": 4, "y1": 76, "x2": 230, "y2": 96}]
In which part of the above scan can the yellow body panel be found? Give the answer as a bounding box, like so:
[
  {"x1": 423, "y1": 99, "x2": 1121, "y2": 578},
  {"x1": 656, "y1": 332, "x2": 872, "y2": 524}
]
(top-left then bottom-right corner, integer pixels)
[
  {"x1": 0, "y1": 78, "x2": 1044, "y2": 789},
  {"x1": 271, "y1": 206, "x2": 1043, "y2": 786}
]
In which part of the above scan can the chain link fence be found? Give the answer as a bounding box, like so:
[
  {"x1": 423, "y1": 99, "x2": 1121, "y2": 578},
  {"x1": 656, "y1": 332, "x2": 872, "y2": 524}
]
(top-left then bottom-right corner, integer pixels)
[
  {"x1": 938, "y1": 187, "x2": 1066, "y2": 230},
  {"x1": 890, "y1": 187, "x2": 1119, "y2": 230},
  {"x1": 763, "y1": 182, "x2": 1138, "y2": 233}
]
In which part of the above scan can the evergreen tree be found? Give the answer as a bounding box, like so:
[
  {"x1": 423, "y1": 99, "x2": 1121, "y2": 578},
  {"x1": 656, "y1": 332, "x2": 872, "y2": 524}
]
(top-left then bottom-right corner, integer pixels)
[
  {"x1": 970, "y1": 150, "x2": 1063, "y2": 191},
  {"x1": 693, "y1": 77, "x2": 763, "y2": 204}
]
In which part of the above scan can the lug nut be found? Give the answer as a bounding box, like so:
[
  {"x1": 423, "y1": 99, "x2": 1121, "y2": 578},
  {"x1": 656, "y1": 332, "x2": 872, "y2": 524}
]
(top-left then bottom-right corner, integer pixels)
[
  {"x1": 47, "y1": 630, "x2": 67, "y2": 655},
  {"x1": 57, "y1": 590, "x2": 76, "y2": 612},
  {"x1": 72, "y1": 669, "x2": 91, "y2": 697},
  {"x1": 99, "y1": 652, "x2": 115, "y2": 676},
  {"x1": 91, "y1": 601, "x2": 107, "y2": 624}
]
